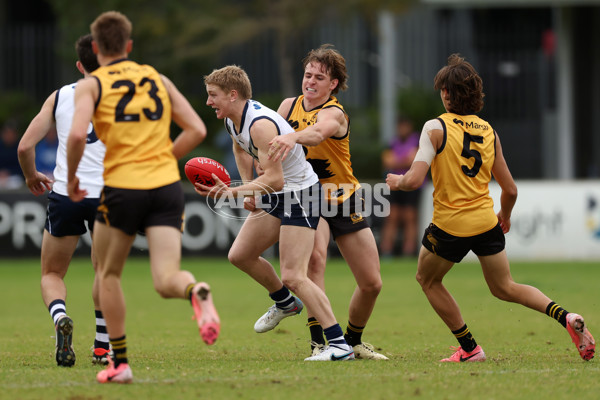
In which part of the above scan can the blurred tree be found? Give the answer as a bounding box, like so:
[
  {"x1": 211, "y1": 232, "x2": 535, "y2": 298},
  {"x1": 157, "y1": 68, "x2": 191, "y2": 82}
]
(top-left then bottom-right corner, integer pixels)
[
  {"x1": 48, "y1": 0, "x2": 415, "y2": 178},
  {"x1": 49, "y1": 0, "x2": 415, "y2": 96},
  {"x1": 397, "y1": 85, "x2": 445, "y2": 131},
  {"x1": 0, "y1": 91, "x2": 38, "y2": 131}
]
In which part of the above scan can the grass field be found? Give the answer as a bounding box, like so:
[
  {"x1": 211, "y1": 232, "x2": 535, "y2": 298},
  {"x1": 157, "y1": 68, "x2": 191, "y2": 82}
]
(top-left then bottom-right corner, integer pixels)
[{"x1": 0, "y1": 256, "x2": 598, "y2": 400}]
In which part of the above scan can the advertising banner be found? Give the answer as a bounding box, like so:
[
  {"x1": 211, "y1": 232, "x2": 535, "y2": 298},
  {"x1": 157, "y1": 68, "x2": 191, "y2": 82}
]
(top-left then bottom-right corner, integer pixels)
[
  {"x1": 2, "y1": 180, "x2": 599, "y2": 260},
  {"x1": 0, "y1": 192, "x2": 245, "y2": 257},
  {"x1": 419, "y1": 181, "x2": 600, "y2": 260}
]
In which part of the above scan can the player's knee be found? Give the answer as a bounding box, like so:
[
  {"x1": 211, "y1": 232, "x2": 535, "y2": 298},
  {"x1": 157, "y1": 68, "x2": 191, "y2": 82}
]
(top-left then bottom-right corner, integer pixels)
[
  {"x1": 373, "y1": 277, "x2": 383, "y2": 294},
  {"x1": 359, "y1": 276, "x2": 382, "y2": 296},
  {"x1": 152, "y1": 273, "x2": 177, "y2": 299},
  {"x1": 415, "y1": 271, "x2": 431, "y2": 291},
  {"x1": 415, "y1": 271, "x2": 423, "y2": 286},
  {"x1": 227, "y1": 247, "x2": 245, "y2": 267},
  {"x1": 307, "y1": 252, "x2": 326, "y2": 277},
  {"x1": 307, "y1": 263, "x2": 324, "y2": 281},
  {"x1": 488, "y1": 284, "x2": 512, "y2": 302},
  {"x1": 281, "y1": 275, "x2": 304, "y2": 293},
  {"x1": 153, "y1": 282, "x2": 171, "y2": 299}
]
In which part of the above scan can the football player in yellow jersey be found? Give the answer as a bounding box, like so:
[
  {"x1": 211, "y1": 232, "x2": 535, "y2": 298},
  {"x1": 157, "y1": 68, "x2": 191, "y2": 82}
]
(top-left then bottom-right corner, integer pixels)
[
  {"x1": 268, "y1": 44, "x2": 387, "y2": 360},
  {"x1": 387, "y1": 54, "x2": 594, "y2": 363},
  {"x1": 66, "y1": 11, "x2": 219, "y2": 383}
]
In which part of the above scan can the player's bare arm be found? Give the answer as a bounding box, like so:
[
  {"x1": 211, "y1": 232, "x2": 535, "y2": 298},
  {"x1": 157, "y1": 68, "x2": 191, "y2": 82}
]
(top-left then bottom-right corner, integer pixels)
[
  {"x1": 232, "y1": 140, "x2": 254, "y2": 183},
  {"x1": 276, "y1": 97, "x2": 294, "y2": 119},
  {"x1": 268, "y1": 104, "x2": 346, "y2": 161},
  {"x1": 17, "y1": 91, "x2": 57, "y2": 195},
  {"x1": 491, "y1": 132, "x2": 518, "y2": 233},
  {"x1": 66, "y1": 77, "x2": 97, "y2": 202},
  {"x1": 231, "y1": 141, "x2": 260, "y2": 211},
  {"x1": 250, "y1": 119, "x2": 284, "y2": 191},
  {"x1": 267, "y1": 97, "x2": 296, "y2": 161},
  {"x1": 386, "y1": 122, "x2": 443, "y2": 191},
  {"x1": 161, "y1": 74, "x2": 207, "y2": 160},
  {"x1": 386, "y1": 162, "x2": 429, "y2": 192},
  {"x1": 196, "y1": 120, "x2": 283, "y2": 199}
]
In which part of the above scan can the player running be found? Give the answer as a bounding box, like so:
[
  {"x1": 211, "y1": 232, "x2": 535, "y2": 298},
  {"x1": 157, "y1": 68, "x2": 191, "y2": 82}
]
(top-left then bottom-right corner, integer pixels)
[
  {"x1": 197, "y1": 65, "x2": 354, "y2": 362},
  {"x1": 387, "y1": 53, "x2": 594, "y2": 363},
  {"x1": 67, "y1": 11, "x2": 217, "y2": 383},
  {"x1": 18, "y1": 34, "x2": 109, "y2": 367}
]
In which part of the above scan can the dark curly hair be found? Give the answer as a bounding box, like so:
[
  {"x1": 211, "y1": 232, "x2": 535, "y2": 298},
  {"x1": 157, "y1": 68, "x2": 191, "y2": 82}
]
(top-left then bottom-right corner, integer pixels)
[
  {"x1": 302, "y1": 44, "x2": 348, "y2": 94},
  {"x1": 434, "y1": 54, "x2": 484, "y2": 114}
]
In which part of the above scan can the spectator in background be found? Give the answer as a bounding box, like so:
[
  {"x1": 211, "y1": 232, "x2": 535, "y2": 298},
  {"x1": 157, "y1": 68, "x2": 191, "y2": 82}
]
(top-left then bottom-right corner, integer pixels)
[
  {"x1": 380, "y1": 116, "x2": 422, "y2": 257},
  {"x1": 0, "y1": 120, "x2": 24, "y2": 189}
]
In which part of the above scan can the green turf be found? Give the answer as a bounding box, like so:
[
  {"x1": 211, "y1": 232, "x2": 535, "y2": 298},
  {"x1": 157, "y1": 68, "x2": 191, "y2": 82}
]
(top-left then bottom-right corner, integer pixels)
[{"x1": 0, "y1": 257, "x2": 598, "y2": 399}]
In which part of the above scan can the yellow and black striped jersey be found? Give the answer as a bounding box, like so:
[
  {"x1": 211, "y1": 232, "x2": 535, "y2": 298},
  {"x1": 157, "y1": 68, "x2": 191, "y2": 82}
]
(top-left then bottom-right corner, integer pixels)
[
  {"x1": 284, "y1": 95, "x2": 359, "y2": 204},
  {"x1": 91, "y1": 59, "x2": 178, "y2": 189},
  {"x1": 431, "y1": 113, "x2": 498, "y2": 236}
]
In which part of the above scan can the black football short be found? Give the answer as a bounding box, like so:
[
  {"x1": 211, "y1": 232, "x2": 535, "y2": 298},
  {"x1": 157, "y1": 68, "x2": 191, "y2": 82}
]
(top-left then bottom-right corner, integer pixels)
[
  {"x1": 322, "y1": 190, "x2": 370, "y2": 240},
  {"x1": 421, "y1": 222, "x2": 505, "y2": 263},
  {"x1": 96, "y1": 181, "x2": 184, "y2": 235}
]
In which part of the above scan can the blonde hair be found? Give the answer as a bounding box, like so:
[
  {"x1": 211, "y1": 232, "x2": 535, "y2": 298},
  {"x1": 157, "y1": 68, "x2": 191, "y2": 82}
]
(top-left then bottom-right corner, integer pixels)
[
  {"x1": 90, "y1": 11, "x2": 132, "y2": 57},
  {"x1": 204, "y1": 65, "x2": 252, "y2": 100}
]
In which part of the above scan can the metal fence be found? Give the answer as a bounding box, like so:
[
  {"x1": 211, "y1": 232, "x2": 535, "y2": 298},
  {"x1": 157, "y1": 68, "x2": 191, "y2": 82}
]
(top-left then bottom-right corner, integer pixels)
[{"x1": 0, "y1": 23, "x2": 58, "y2": 100}]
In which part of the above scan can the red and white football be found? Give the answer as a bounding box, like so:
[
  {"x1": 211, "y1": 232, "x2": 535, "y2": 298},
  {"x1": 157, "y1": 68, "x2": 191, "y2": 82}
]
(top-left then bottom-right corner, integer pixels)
[{"x1": 184, "y1": 157, "x2": 231, "y2": 187}]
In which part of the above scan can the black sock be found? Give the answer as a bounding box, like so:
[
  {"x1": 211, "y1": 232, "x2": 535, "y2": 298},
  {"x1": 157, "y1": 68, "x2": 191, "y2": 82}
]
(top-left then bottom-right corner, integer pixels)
[
  {"x1": 110, "y1": 335, "x2": 128, "y2": 367},
  {"x1": 545, "y1": 301, "x2": 568, "y2": 328},
  {"x1": 452, "y1": 324, "x2": 477, "y2": 353},
  {"x1": 308, "y1": 317, "x2": 325, "y2": 348},
  {"x1": 344, "y1": 321, "x2": 364, "y2": 347},
  {"x1": 185, "y1": 283, "x2": 195, "y2": 303}
]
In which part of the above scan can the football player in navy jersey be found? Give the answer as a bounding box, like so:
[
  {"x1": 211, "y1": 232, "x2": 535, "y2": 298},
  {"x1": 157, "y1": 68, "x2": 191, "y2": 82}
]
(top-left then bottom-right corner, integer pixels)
[{"x1": 199, "y1": 65, "x2": 355, "y2": 362}]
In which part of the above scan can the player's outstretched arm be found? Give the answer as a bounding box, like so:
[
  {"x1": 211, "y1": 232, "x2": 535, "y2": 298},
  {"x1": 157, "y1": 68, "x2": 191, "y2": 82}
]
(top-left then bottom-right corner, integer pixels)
[
  {"x1": 386, "y1": 161, "x2": 429, "y2": 192},
  {"x1": 387, "y1": 120, "x2": 440, "y2": 192},
  {"x1": 269, "y1": 101, "x2": 345, "y2": 161}
]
